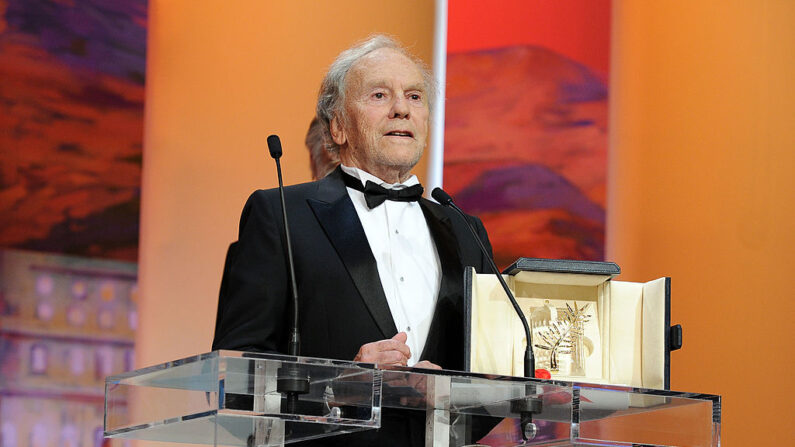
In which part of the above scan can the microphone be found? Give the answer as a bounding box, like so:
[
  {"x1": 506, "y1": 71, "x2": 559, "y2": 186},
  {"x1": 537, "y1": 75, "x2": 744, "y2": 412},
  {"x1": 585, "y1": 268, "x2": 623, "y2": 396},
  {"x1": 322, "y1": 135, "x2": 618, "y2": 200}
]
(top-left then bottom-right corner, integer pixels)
[
  {"x1": 267, "y1": 135, "x2": 300, "y2": 356},
  {"x1": 267, "y1": 135, "x2": 308, "y2": 414},
  {"x1": 267, "y1": 134, "x2": 283, "y2": 158},
  {"x1": 432, "y1": 187, "x2": 541, "y2": 440},
  {"x1": 431, "y1": 188, "x2": 535, "y2": 377}
]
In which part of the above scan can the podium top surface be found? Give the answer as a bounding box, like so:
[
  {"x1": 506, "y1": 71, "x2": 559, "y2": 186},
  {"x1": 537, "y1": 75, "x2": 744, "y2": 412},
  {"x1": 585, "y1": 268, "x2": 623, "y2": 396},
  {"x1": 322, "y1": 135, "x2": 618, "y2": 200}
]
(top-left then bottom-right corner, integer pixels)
[
  {"x1": 105, "y1": 351, "x2": 721, "y2": 447},
  {"x1": 105, "y1": 349, "x2": 720, "y2": 409}
]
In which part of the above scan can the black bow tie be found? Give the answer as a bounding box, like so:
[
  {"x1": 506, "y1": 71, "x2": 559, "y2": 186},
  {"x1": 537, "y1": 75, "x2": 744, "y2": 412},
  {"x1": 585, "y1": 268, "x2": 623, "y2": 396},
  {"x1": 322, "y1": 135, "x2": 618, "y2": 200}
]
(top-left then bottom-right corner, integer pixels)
[{"x1": 341, "y1": 171, "x2": 424, "y2": 209}]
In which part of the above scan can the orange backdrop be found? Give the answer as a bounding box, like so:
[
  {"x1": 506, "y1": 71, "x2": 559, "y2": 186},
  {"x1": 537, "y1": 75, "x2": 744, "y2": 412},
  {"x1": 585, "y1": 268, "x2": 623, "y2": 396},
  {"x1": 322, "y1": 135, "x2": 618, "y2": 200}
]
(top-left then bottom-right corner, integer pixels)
[
  {"x1": 609, "y1": 1, "x2": 795, "y2": 445},
  {"x1": 137, "y1": 0, "x2": 434, "y2": 367}
]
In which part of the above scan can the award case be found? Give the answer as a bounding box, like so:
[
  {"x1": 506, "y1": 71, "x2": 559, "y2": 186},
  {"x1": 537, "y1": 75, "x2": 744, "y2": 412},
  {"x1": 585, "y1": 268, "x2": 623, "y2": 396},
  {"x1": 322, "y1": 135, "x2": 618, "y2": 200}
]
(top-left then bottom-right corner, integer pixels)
[{"x1": 464, "y1": 258, "x2": 683, "y2": 389}]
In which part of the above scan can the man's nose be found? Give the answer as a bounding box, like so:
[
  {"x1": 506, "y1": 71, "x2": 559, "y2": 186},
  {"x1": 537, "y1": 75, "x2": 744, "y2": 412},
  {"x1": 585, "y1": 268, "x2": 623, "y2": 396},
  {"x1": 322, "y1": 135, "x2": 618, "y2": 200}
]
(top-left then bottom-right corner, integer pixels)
[{"x1": 390, "y1": 96, "x2": 410, "y2": 118}]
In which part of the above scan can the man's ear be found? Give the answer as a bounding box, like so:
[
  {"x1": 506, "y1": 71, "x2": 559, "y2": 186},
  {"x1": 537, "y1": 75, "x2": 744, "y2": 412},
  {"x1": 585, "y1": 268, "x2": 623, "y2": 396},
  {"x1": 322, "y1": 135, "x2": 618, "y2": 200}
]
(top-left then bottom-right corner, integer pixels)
[{"x1": 330, "y1": 116, "x2": 347, "y2": 146}]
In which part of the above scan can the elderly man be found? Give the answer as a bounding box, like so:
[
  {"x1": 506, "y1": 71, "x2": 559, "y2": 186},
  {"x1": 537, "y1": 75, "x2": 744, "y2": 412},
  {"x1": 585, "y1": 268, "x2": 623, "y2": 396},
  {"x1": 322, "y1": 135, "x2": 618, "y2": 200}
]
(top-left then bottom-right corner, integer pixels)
[{"x1": 212, "y1": 35, "x2": 493, "y2": 444}]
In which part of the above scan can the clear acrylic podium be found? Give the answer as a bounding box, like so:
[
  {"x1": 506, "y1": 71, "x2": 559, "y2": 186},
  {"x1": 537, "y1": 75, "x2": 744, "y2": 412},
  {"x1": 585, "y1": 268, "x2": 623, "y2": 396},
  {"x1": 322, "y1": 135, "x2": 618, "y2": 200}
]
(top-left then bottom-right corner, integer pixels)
[{"x1": 105, "y1": 350, "x2": 720, "y2": 446}]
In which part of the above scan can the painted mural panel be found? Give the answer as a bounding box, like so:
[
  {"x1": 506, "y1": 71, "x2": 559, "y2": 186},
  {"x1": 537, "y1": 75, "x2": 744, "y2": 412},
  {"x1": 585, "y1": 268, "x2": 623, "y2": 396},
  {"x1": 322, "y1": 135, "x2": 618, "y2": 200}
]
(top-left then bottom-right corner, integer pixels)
[
  {"x1": 0, "y1": 249, "x2": 136, "y2": 447},
  {"x1": 0, "y1": 0, "x2": 147, "y2": 262},
  {"x1": 0, "y1": 1, "x2": 145, "y2": 444},
  {"x1": 445, "y1": 0, "x2": 610, "y2": 268}
]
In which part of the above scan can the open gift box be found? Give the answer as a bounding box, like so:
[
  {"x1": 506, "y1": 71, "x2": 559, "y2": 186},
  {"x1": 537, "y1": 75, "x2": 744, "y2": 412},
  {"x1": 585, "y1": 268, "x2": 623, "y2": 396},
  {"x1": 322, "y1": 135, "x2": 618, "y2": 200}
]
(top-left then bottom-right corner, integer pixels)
[{"x1": 464, "y1": 258, "x2": 683, "y2": 389}]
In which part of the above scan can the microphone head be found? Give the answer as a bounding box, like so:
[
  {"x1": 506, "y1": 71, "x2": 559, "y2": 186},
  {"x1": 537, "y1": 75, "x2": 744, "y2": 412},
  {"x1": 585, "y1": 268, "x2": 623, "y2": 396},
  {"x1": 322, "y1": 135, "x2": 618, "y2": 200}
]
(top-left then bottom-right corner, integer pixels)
[
  {"x1": 267, "y1": 134, "x2": 282, "y2": 159},
  {"x1": 431, "y1": 187, "x2": 453, "y2": 205}
]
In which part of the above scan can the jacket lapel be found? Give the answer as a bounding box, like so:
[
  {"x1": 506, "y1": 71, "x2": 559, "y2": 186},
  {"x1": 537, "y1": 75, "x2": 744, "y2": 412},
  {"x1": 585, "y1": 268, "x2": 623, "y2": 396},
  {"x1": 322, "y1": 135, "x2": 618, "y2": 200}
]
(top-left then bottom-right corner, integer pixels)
[
  {"x1": 307, "y1": 169, "x2": 398, "y2": 339},
  {"x1": 418, "y1": 199, "x2": 465, "y2": 365}
]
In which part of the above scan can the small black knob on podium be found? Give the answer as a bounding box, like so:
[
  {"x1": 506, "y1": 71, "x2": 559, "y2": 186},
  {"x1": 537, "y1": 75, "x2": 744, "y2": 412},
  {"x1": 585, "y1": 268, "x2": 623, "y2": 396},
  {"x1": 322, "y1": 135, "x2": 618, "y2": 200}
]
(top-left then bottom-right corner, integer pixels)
[
  {"x1": 669, "y1": 324, "x2": 683, "y2": 351},
  {"x1": 276, "y1": 366, "x2": 311, "y2": 394},
  {"x1": 277, "y1": 364, "x2": 310, "y2": 415},
  {"x1": 510, "y1": 394, "x2": 543, "y2": 441}
]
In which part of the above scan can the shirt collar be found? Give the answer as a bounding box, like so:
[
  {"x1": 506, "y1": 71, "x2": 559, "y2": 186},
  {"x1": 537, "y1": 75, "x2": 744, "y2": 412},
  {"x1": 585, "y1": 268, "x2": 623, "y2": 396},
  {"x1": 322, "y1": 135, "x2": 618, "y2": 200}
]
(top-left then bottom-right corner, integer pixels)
[{"x1": 340, "y1": 164, "x2": 419, "y2": 190}]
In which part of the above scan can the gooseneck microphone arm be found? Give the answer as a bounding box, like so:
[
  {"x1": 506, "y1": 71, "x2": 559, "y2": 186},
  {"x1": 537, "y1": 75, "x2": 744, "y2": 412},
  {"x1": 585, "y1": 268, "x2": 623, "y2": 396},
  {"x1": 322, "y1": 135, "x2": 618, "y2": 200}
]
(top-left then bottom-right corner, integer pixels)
[
  {"x1": 267, "y1": 134, "x2": 301, "y2": 357},
  {"x1": 432, "y1": 187, "x2": 541, "y2": 441},
  {"x1": 431, "y1": 188, "x2": 535, "y2": 377},
  {"x1": 266, "y1": 135, "x2": 309, "y2": 416}
]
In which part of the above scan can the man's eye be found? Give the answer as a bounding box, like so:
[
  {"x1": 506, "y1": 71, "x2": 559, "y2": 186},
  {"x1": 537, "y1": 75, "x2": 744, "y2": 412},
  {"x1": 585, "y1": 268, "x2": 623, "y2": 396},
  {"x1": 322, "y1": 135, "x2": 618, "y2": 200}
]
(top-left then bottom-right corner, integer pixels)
[
  {"x1": 410, "y1": 94, "x2": 421, "y2": 101},
  {"x1": 373, "y1": 92, "x2": 385, "y2": 99}
]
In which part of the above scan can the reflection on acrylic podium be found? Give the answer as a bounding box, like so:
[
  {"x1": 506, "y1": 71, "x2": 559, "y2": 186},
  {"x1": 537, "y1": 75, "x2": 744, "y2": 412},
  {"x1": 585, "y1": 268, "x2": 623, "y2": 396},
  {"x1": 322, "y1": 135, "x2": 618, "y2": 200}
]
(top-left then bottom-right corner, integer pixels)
[{"x1": 104, "y1": 350, "x2": 720, "y2": 446}]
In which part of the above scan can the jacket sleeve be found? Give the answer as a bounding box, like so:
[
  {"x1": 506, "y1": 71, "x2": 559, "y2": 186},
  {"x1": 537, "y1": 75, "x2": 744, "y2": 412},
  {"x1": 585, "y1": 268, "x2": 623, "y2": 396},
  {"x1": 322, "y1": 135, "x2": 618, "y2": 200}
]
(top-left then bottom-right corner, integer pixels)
[{"x1": 211, "y1": 189, "x2": 288, "y2": 353}]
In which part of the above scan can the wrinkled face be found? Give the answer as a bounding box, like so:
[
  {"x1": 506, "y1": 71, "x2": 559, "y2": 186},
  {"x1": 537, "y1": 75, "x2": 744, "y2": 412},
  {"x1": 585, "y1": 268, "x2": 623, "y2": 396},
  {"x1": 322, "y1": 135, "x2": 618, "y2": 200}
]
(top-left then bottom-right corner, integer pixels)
[{"x1": 331, "y1": 48, "x2": 430, "y2": 182}]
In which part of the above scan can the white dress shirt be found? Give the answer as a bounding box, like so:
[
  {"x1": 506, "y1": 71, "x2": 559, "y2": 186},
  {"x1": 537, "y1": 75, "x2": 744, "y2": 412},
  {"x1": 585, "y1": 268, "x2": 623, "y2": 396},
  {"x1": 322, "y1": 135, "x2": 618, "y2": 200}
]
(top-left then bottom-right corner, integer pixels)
[{"x1": 340, "y1": 165, "x2": 441, "y2": 366}]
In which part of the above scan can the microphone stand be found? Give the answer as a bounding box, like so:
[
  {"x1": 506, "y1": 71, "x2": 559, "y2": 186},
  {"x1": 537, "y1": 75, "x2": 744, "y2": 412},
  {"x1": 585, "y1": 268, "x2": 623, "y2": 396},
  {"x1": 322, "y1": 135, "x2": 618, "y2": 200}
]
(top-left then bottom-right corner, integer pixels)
[
  {"x1": 267, "y1": 135, "x2": 309, "y2": 415},
  {"x1": 432, "y1": 188, "x2": 542, "y2": 441}
]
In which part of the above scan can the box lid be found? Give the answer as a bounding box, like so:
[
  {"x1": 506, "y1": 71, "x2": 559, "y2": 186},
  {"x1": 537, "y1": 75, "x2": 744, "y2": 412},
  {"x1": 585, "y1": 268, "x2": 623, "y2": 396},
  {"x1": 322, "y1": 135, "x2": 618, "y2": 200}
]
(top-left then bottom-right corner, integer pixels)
[{"x1": 502, "y1": 257, "x2": 621, "y2": 276}]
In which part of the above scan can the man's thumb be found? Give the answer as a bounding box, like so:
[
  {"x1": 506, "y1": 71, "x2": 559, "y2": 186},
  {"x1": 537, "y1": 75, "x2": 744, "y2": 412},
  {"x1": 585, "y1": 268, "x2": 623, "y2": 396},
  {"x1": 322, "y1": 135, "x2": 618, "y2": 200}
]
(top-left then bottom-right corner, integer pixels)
[{"x1": 392, "y1": 331, "x2": 408, "y2": 343}]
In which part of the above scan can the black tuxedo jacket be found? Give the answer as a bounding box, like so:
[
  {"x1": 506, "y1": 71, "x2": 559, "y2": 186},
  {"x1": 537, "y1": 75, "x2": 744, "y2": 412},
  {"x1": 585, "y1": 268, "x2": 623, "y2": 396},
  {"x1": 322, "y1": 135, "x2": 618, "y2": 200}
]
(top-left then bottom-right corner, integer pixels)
[{"x1": 212, "y1": 167, "x2": 493, "y2": 370}]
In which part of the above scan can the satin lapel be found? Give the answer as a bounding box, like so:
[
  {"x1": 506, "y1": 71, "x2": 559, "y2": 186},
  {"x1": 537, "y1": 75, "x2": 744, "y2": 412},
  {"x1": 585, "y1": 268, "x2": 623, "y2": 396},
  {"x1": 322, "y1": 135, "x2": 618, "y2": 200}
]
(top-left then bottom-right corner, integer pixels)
[
  {"x1": 418, "y1": 199, "x2": 465, "y2": 362},
  {"x1": 307, "y1": 170, "x2": 397, "y2": 339}
]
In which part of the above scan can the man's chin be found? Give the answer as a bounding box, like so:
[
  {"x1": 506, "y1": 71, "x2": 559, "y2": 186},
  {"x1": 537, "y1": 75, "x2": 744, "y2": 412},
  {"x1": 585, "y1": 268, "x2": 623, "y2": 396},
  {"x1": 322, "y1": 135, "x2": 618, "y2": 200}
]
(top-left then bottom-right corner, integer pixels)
[
  {"x1": 381, "y1": 143, "x2": 423, "y2": 160},
  {"x1": 383, "y1": 150, "x2": 423, "y2": 171}
]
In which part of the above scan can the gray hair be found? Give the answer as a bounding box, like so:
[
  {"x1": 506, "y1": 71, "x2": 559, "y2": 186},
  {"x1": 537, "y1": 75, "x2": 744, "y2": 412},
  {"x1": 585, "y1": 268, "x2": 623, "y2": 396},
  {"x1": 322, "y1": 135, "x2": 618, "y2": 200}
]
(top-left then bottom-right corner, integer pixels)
[{"x1": 315, "y1": 34, "x2": 436, "y2": 154}]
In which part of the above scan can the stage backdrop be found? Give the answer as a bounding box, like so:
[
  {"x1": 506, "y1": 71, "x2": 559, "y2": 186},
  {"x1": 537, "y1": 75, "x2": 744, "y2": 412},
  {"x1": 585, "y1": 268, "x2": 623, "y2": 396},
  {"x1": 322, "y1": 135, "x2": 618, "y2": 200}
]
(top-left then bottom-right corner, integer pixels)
[
  {"x1": 0, "y1": 1, "x2": 145, "y2": 446},
  {"x1": 0, "y1": 0, "x2": 146, "y2": 263},
  {"x1": 443, "y1": 0, "x2": 610, "y2": 267}
]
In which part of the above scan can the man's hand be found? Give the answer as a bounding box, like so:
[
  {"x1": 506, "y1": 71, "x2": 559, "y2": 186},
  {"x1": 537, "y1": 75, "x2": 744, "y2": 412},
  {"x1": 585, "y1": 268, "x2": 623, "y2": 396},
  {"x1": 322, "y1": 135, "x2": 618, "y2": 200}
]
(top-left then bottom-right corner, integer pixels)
[
  {"x1": 354, "y1": 332, "x2": 412, "y2": 366},
  {"x1": 412, "y1": 360, "x2": 442, "y2": 370}
]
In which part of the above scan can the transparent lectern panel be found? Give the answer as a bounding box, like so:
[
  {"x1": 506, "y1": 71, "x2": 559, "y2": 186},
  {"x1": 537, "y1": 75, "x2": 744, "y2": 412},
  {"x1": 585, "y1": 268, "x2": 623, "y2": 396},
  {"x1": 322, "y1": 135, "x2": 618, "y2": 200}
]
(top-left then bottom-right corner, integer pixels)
[
  {"x1": 105, "y1": 351, "x2": 381, "y2": 446},
  {"x1": 105, "y1": 352, "x2": 222, "y2": 439},
  {"x1": 105, "y1": 352, "x2": 721, "y2": 446},
  {"x1": 379, "y1": 366, "x2": 576, "y2": 445},
  {"x1": 574, "y1": 385, "x2": 721, "y2": 447}
]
